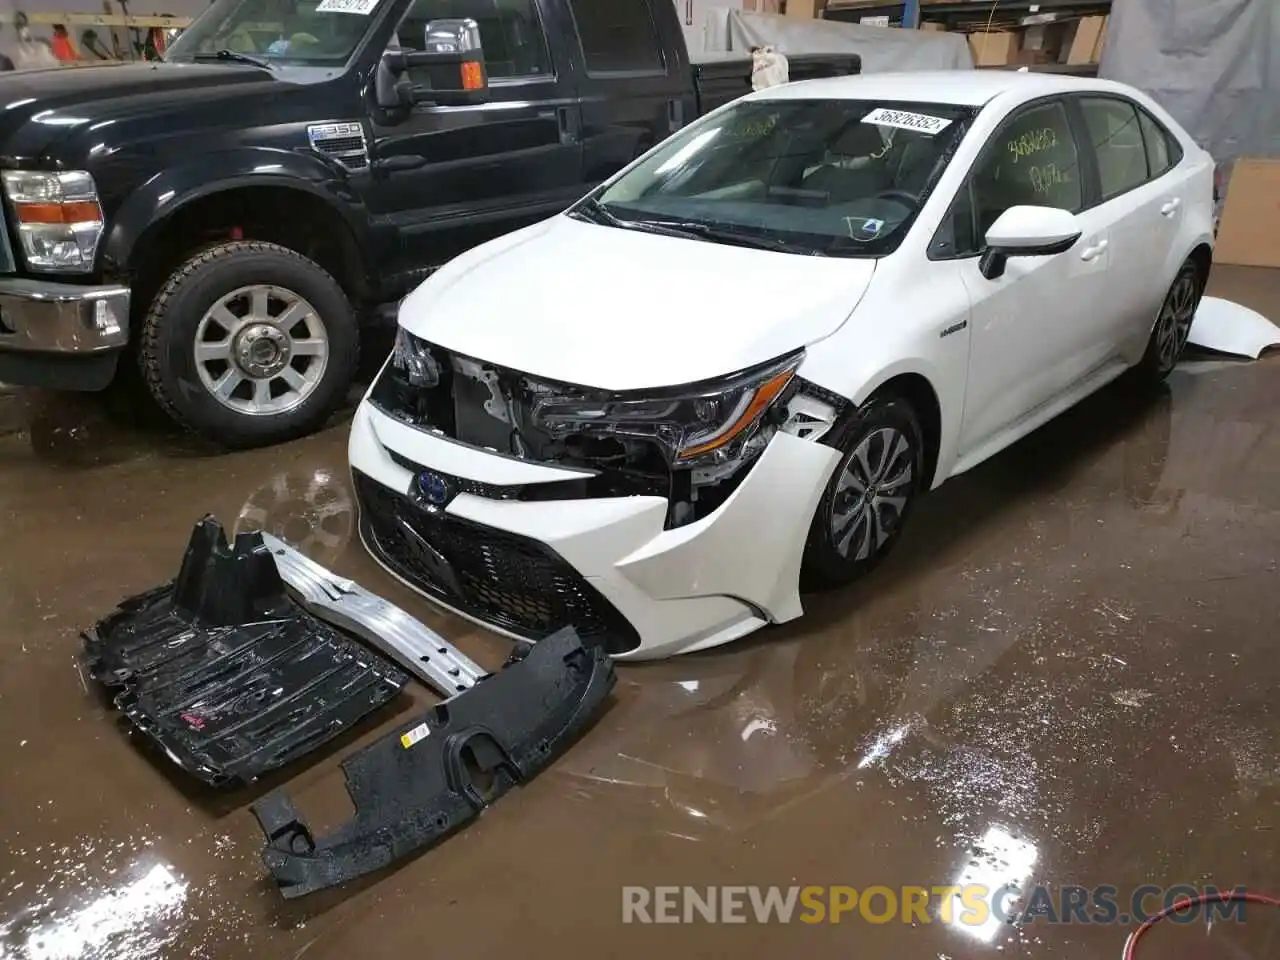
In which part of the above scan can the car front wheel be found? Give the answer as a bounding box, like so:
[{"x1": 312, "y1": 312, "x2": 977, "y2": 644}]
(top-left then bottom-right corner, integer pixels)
[
  {"x1": 801, "y1": 396, "x2": 925, "y2": 591},
  {"x1": 138, "y1": 241, "x2": 359, "y2": 449}
]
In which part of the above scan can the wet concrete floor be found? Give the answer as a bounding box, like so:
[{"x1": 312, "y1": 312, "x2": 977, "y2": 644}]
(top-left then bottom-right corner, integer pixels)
[{"x1": 1, "y1": 267, "x2": 1278, "y2": 959}]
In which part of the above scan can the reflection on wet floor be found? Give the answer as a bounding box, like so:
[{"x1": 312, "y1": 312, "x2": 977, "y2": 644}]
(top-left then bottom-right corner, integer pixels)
[{"x1": 0, "y1": 272, "x2": 1278, "y2": 958}]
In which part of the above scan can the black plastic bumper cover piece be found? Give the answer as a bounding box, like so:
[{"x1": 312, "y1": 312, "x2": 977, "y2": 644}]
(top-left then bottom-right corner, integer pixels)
[
  {"x1": 83, "y1": 516, "x2": 409, "y2": 786},
  {"x1": 251, "y1": 627, "x2": 616, "y2": 898}
]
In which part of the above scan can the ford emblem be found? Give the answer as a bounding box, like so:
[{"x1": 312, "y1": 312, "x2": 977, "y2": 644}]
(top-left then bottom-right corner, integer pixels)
[{"x1": 417, "y1": 471, "x2": 451, "y2": 506}]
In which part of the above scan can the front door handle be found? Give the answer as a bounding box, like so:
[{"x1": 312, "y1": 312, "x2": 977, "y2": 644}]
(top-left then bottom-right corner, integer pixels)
[
  {"x1": 1160, "y1": 197, "x2": 1182, "y2": 217},
  {"x1": 1080, "y1": 239, "x2": 1109, "y2": 261}
]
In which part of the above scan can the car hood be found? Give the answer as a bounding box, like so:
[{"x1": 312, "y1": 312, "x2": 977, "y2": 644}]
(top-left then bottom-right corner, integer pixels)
[
  {"x1": 398, "y1": 215, "x2": 875, "y2": 391},
  {"x1": 0, "y1": 62, "x2": 282, "y2": 159}
]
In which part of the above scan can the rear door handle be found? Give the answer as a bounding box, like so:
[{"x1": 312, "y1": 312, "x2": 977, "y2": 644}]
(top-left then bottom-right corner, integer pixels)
[
  {"x1": 1160, "y1": 197, "x2": 1182, "y2": 216},
  {"x1": 539, "y1": 106, "x2": 578, "y2": 142},
  {"x1": 1080, "y1": 239, "x2": 1109, "y2": 261}
]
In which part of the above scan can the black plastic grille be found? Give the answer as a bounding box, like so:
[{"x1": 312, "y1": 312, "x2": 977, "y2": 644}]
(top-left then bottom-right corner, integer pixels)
[{"x1": 354, "y1": 471, "x2": 641, "y2": 656}]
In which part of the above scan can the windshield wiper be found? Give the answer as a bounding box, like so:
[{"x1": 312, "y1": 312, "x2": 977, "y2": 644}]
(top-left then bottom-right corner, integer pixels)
[
  {"x1": 193, "y1": 49, "x2": 274, "y2": 70},
  {"x1": 630, "y1": 219, "x2": 812, "y2": 254},
  {"x1": 571, "y1": 200, "x2": 809, "y2": 254},
  {"x1": 569, "y1": 197, "x2": 627, "y2": 227}
]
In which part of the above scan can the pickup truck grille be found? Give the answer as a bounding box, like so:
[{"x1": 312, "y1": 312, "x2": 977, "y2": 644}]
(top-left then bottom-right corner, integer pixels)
[{"x1": 306, "y1": 121, "x2": 369, "y2": 172}]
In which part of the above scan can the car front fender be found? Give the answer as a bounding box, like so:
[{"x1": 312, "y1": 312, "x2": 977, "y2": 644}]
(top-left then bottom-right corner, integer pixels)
[{"x1": 99, "y1": 147, "x2": 371, "y2": 275}]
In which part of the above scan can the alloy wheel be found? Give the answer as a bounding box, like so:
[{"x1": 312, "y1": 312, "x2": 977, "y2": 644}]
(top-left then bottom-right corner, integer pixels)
[
  {"x1": 193, "y1": 284, "x2": 330, "y2": 416},
  {"x1": 829, "y1": 426, "x2": 915, "y2": 561},
  {"x1": 1155, "y1": 272, "x2": 1198, "y2": 372}
]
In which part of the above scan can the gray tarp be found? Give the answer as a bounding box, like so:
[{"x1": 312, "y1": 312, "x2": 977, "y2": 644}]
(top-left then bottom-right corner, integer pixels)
[
  {"x1": 700, "y1": 9, "x2": 974, "y2": 72},
  {"x1": 1099, "y1": 0, "x2": 1280, "y2": 178}
]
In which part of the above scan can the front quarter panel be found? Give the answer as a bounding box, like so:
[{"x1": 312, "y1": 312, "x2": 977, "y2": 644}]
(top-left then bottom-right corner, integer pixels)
[
  {"x1": 796, "y1": 253, "x2": 972, "y2": 489},
  {"x1": 99, "y1": 147, "x2": 371, "y2": 275}
]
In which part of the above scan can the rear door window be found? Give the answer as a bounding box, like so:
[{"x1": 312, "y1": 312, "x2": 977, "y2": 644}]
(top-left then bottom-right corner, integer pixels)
[
  {"x1": 1079, "y1": 97, "x2": 1149, "y2": 200},
  {"x1": 1136, "y1": 107, "x2": 1181, "y2": 178},
  {"x1": 565, "y1": 0, "x2": 664, "y2": 74}
]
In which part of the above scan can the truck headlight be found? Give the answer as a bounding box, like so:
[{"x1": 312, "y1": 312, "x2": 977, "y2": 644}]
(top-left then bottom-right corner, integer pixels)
[
  {"x1": 532, "y1": 351, "x2": 804, "y2": 466},
  {"x1": 1, "y1": 170, "x2": 105, "y2": 273}
]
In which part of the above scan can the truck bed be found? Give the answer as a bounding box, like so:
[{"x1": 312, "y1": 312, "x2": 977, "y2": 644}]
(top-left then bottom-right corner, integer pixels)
[{"x1": 691, "y1": 51, "x2": 862, "y2": 115}]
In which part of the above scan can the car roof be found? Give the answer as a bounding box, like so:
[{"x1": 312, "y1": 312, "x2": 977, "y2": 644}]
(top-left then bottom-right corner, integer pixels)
[{"x1": 750, "y1": 70, "x2": 1134, "y2": 108}]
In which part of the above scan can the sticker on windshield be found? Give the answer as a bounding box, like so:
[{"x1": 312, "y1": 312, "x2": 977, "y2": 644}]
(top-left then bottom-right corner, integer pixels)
[
  {"x1": 861, "y1": 107, "x2": 952, "y2": 136},
  {"x1": 844, "y1": 216, "x2": 886, "y2": 241},
  {"x1": 315, "y1": 0, "x2": 379, "y2": 14}
]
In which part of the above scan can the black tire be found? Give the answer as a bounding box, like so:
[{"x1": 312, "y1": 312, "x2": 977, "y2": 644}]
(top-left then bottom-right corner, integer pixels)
[
  {"x1": 1132, "y1": 258, "x2": 1202, "y2": 385},
  {"x1": 800, "y1": 396, "x2": 925, "y2": 591},
  {"x1": 137, "y1": 241, "x2": 359, "y2": 449}
]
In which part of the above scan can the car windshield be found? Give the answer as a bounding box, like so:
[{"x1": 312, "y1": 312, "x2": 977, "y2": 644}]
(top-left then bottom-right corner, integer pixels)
[
  {"x1": 585, "y1": 98, "x2": 975, "y2": 257},
  {"x1": 165, "y1": 0, "x2": 386, "y2": 67}
]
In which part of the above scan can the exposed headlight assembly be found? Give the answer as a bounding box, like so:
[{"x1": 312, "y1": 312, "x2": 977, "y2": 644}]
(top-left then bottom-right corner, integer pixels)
[
  {"x1": 532, "y1": 351, "x2": 804, "y2": 466},
  {"x1": 1, "y1": 170, "x2": 105, "y2": 273}
]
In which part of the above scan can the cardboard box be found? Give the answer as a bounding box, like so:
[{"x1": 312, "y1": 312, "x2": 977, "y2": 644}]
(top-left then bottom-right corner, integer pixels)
[
  {"x1": 919, "y1": 21, "x2": 945, "y2": 32},
  {"x1": 1022, "y1": 21, "x2": 1069, "y2": 61},
  {"x1": 968, "y1": 30, "x2": 1018, "y2": 66},
  {"x1": 1213, "y1": 159, "x2": 1280, "y2": 268},
  {"x1": 1066, "y1": 15, "x2": 1106, "y2": 65},
  {"x1": 1093, "y1": 15, "x2": 1109, "y2": 60},
  {"x1": 784, "y1": 0, "x2": 823, "y2": 18}
]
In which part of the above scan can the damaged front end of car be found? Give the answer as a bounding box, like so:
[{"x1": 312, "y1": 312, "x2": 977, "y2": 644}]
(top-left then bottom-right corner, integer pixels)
[{"x1": 371, "y1": 327, "x2": 846, "y2": 529}]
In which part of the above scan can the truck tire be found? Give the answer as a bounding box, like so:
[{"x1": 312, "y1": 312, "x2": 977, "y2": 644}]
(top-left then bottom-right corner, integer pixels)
[{"x1": 138, "y1": 241, "x2": 359, "y2": 449}]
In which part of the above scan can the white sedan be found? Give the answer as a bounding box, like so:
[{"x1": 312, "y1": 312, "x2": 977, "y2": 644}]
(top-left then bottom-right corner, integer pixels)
[{"x1": 349, "y1": 71, "x2": 1215, "y2": 660}]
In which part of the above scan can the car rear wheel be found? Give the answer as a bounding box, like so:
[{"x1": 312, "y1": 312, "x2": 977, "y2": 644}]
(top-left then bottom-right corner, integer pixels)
[
  {"x1": 138, "y1": 241, "x2": 359, "y2": 449},
  {"x1": 800, "y1": 396, "x2": 925, "y2": 591},
  {"x1": 1134, "y1": 259, "x2": 1201, "y2": 383}
]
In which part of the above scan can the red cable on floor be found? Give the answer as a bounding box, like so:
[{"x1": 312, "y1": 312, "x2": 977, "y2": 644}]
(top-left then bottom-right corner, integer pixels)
[{"x1": 1122, "y1": 891, "x2": 1280, "y2": 959}]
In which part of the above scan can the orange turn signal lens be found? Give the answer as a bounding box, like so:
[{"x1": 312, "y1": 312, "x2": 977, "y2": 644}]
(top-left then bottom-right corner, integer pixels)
[
  {"x1": 460, "y1": 60, "x2": 485, "y2": 91},
  {"x1": 14, "y1": 200, "x2": 102, "y2": 225},
  {"x1": 678, "y1": 367, "x2": 796, "y2": 460}
]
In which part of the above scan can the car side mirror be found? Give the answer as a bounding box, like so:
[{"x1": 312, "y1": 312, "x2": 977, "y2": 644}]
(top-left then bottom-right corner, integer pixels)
[
  {"x1": 979, "y1": 205, "x2": 1083, "y2": 280},
  {"x1": 378, "y1": 18, "x2": 489, "y2": 110}
]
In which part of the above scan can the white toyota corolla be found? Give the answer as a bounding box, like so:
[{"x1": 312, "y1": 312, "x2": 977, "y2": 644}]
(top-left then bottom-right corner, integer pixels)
[{"x1": 349, "y1": 71, "x2": 1215, "y2": 660}]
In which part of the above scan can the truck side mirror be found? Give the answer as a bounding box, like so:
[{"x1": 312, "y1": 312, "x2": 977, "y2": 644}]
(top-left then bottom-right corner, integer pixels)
[{"x1": 381, "y1": 17, "x2": 489, "y2": 109}]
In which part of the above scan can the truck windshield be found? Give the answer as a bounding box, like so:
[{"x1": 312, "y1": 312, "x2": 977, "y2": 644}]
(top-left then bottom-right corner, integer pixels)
[
  {"x1": 165, "y1": 0, "x2": 384, "y2": 67},
  {"x1": 585, "y1": 98, "x2": 975, "y2": 258}
]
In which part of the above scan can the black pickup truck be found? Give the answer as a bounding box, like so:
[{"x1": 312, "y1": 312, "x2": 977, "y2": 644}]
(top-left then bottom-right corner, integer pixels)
[{"x1": 0, "y1": 0, "x2": 857, "y2": 448}]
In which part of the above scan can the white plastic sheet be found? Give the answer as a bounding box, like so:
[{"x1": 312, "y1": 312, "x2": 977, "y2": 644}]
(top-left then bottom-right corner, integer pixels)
[
  {"x1": 1098, "y1": 0, "x2": 1280, "y2": 180},
  {"x1": 701, "y1": 10, "x2": 974, "y2": 72}
]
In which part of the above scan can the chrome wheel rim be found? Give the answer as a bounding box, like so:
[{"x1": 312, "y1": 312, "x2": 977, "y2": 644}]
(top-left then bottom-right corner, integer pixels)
[
  {"x1": 1155, "y1": 273, "x2": 1197, "y2": 372},
  {"x1": 193, "y1": 284, "x2": 329, "y2": 417},
  {"x1": 830, "y1": 426, "x2": 914, "y2": 561}
]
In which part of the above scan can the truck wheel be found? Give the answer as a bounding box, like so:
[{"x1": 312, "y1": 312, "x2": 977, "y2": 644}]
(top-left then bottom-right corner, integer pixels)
[{"x1": 138, "y1": 241, "x2": 358, "y2": 449}]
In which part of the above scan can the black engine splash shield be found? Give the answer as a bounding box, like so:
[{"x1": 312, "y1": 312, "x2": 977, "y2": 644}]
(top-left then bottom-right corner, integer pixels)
[{"x1": 83, "y1": 516, "x2": 408, "y2": 786}]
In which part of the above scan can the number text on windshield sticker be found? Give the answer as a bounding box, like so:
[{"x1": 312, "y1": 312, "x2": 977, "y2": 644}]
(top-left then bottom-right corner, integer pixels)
[
  {"x1": 861, "y1": 107, "x2": 952, "y2": 136},
  {"x1": 315, "y1": 0, "x2": 380, "y2": 14}
]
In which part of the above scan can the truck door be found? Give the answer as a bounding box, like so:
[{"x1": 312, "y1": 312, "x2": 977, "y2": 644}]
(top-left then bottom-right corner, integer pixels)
[
  {"x1": 556, "y1": 0, "x2": 692, "y2": 186},
  {"x1": 367, "y1": 0, "x2": 585, "y2": 281}
]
